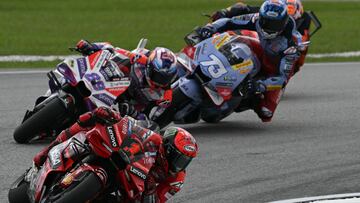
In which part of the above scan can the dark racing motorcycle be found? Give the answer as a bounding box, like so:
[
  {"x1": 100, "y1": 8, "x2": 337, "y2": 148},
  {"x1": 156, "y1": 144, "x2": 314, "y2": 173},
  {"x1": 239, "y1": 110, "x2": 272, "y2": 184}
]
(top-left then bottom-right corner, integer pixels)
[
  {"x1": 9, "y1": 121, "x2": 149, "y2": 203},
  {"x1": 12, "y1": 46, "x2": 136, "y2": 144},
  {"x1": 154, "y1": 30, "x2": 263, "y2": 129}
]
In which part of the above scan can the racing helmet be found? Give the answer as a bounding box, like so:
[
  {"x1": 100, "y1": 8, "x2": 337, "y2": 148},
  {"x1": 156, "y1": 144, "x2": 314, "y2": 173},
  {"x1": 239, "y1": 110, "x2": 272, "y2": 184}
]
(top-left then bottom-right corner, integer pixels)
[
  {"x1": 163, "y1": 127, "x2": 198, "y2": 173},
  {"x1": 146, "y1": 47, "x2": 178, "y2": 88},
  {"x1": 259, "y1": 0, "x2": 289, "y2": 39},
  {"x1": 286, "y1": 0, "x2": 304, "y2": 20}
]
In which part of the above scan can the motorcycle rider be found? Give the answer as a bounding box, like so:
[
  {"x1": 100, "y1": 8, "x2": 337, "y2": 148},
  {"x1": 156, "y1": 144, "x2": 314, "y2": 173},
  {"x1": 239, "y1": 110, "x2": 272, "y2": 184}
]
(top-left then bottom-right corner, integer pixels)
[
  {"x1": 198, "y1": 0, "x2": 302, "y2": 122},
  {"x1": 210, "y1": 0, "x2": 311, "y2": 75},
  {"x1": 33, "y1": 106, "x2": 199, "y2": 202},
  {"x1": 75, "y1": 40, "x2": 178, "y2": 127}
]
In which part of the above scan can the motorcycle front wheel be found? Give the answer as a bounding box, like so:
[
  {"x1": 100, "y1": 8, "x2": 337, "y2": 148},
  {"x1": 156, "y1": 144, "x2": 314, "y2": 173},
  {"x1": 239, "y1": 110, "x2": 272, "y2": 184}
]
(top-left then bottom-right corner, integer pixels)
[
  {"x1": 13, "y1": 96, "x2": 75, "y2": 143},
  {"x1": 8, "y1": 181, "x2": 30, "y2": 203},
  {"x1": 44, "y1": 172, "x2": 103, "y2": 203}
]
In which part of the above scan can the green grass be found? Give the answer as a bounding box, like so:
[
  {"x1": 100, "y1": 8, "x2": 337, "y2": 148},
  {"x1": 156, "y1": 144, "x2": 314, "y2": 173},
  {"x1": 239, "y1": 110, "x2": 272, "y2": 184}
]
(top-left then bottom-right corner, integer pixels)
[{"x1": 0, "y1": 0, "x2": 359, "y2": 68}]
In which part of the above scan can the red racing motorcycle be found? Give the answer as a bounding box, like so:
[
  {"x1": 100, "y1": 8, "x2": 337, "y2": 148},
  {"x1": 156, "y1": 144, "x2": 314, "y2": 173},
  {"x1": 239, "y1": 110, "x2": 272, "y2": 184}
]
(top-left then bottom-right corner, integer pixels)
[{"x1": 9, "y1": 121, "x2": 151, "y2": 203}]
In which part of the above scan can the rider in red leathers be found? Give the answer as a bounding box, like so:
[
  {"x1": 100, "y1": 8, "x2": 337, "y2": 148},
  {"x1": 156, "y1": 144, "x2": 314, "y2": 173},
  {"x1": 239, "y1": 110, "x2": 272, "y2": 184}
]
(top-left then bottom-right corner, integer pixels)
[
  {"x1": 33, "y1": 107, "x2": 198, "y2": 202},
  {"x1": 75, "y1": 40, "x2": 178, "y2": 128}
]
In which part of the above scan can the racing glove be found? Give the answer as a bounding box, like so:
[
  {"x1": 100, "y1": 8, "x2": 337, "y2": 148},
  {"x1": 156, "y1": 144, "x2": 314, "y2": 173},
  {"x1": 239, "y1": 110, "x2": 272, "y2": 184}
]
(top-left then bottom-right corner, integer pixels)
[
  {"x1": 75, "y1": 39, "x2": 99, "y2": 56},
  {"x1": 77, "y1": 106, "x2": 121, "y2": 127},
  {"x1": 244, "y1": 79, "x2": 266, "y2": 97},
  {"x1": 198, "y1": 26, "x2": 216, "y2": 40}
]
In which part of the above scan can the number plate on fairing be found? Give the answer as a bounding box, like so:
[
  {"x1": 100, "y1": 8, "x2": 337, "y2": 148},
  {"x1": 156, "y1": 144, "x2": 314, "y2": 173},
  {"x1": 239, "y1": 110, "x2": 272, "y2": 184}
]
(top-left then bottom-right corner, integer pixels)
[
  {"x1": 58, "y1": 50, "x2": 130, "y2": 107},
  {"x1": 193, "y1": 33, "x2": 255, "y2": 100}
]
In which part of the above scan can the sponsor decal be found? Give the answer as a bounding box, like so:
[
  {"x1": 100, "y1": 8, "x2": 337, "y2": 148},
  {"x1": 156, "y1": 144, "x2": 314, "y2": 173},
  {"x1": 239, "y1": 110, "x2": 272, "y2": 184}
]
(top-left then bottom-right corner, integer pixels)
[
  {"x1": 76, "y1": 58, "x2": 87, "y2": 79},
  {"x1": 89, "y1": 52, "x2": 101, "y2": 69},
  {"x1": 130, "y1": 166, "x2": 147, "y2": 180},
  {"x1": 61, "y1": 174, "x2": 74, "y2": 186},
  {"x1": 215, "y1": 35, "x2": 230, "y2": 49},
  {"x1": 216, "y1": 86, "x2": 232, "y2": 100},
  {"x1": 106, "y1": 87, "x2": 128, "y2": 97},
  {"x1": 170, "y1": 181, "x2": 184, "y2": 189},
  {"x1": 211, "y1": 35, "x2": 222, "y2": 44},
  {"x1": 232, "y1": 59, "x2": 253, "y2": 70},
  {"x1": 145, "y1": 151, "x2": 157, "y2": 157},
  {"x1": 142, "y1": 131, "x2": 152, "y2": 140},
  {"x1": 93, "y1": 93, "x2": 114, "y2": 106},
  {"x1": 223, "y1": 75, "x2": 237, "y2": 82},
  {"x1": 108, "y1": 80, "x2": 131, "y2": 87},
  {"x1": 106, "y1": 126, "x2": 118, "y2": 147},
  {"x1": 121, "y1": 118, "x2": 128, "y2": 134},
  {"x1": 184, "y1": 145, "x2": 196, "y2": 152},
  {"x1": 99, "y1": 68, "x2": 110, "y2": 81},
  {"x1": 49, "y1": 148, "x2": 62, "y2": 168},
  {"x1": 127, "y1": 119, "x2": 134, "y2": 135},
  {"x1": 215, "y1": 82, "x2": 233, "y2": 87},
  {"x1": 232, "y1": 59, "x2": 253, "y2": 74},
  {"x1": 95, "y1": 51, "x2": 111, "y2": 70},
  {"x1": 266, "y1": 11, "x2": 279, "y2": 18}
]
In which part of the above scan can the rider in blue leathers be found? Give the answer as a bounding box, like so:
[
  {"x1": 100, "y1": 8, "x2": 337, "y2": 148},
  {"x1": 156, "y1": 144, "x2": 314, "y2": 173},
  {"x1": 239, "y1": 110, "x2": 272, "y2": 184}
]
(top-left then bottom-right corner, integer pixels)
[{"x1": 199, "y1": 0, "x2": 302, "y2": 122}]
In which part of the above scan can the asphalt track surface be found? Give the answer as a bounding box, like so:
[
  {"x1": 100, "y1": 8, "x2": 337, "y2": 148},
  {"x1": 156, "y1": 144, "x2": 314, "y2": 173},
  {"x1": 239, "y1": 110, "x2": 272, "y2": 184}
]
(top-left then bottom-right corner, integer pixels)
[{"x1": 1, "y1": 62, "x2": 360, "y2": 203}]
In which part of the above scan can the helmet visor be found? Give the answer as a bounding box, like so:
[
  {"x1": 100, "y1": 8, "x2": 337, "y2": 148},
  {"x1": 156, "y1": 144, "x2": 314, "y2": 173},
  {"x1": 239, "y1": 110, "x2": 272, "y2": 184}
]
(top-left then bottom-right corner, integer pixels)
[
  {"x1": 259, "y1": 16, "x2": 288, "y2": 34},
  {"x1": 166, "y1": 144, "x2": 193, "y2": 173},
  {"x1": 147, "y1": 64, "x2": 176, "y2": 87}
]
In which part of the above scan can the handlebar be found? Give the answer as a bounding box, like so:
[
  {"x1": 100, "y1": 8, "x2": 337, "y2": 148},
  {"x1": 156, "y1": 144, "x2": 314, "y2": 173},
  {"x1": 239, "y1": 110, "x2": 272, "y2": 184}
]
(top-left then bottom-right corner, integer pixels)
[{"x1": 184, "y1": 27, "x2": 204, "y2": 46}]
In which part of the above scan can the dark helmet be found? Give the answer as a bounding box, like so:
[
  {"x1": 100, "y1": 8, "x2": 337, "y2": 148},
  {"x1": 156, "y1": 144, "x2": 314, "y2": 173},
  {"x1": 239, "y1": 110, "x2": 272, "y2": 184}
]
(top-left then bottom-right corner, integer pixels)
[
  {"x1": 162, "y1": 127, "x2": 198, "y2": 173},
  {"x1": 259, "y1": 0, "x2": 289, "y2": 39},
  {"x1": 146, "y1": 47, "x2": 178, "y2": 88}
]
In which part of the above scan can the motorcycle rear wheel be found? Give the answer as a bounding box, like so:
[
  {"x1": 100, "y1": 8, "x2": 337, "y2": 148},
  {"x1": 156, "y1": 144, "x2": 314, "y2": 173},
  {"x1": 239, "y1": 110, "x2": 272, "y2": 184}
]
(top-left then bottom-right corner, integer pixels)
[{"x1": 13, "y1": 96, "x2": 73, "y2": 144}]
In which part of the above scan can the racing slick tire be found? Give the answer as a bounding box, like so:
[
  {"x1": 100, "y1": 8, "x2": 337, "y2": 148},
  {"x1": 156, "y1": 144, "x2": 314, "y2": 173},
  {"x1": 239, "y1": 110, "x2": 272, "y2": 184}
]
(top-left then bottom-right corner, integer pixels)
[
  {"x1": 8, "y1": 182, "x2": 30, "y2": 203},
  {"x1": 13, "y1": 96, "x2": 73, "y2": 144},
  {"x1": 46, "y1": 172, "x2": 103, "y2": 203}
]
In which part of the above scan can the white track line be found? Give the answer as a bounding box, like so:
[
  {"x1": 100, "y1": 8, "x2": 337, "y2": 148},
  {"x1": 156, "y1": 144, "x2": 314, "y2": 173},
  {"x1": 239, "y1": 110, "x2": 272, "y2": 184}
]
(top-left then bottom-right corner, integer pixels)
[
  {"x1": 0, "y1": 55, "x2": 79, "y2": 62},
  {"x1": 0, "y1": 70, "x2": 50, "y2": 75},
  {"x1": 308, "y1": 51, "x2": 360, "y2": 58}
]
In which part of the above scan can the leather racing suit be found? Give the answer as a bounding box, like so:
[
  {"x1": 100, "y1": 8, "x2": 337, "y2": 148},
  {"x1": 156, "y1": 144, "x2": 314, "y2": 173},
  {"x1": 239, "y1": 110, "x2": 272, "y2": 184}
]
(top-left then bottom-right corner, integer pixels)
[
  {"x1": 203, "y1": 13, "x2": 302, "y2": 121},
  {"x1": 33, "y1": 107, "x2": 186, "y2": 202}
]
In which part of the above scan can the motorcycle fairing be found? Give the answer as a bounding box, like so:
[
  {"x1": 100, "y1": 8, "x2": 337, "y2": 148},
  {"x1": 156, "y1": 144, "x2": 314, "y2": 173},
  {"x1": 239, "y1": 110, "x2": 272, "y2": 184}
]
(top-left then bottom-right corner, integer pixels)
[
  {"x1": 30, "y1": 133, "x2": 88, "y2": 202},
  {"x1": 192, "y1": 33, "x2": 255, "y2": 104},
  {"x1": 174, "y1": 77, "x2": 202, "y2": 104},
  {"x1": 56, "y1": 50, "x2": 131, "y2": 108}
]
